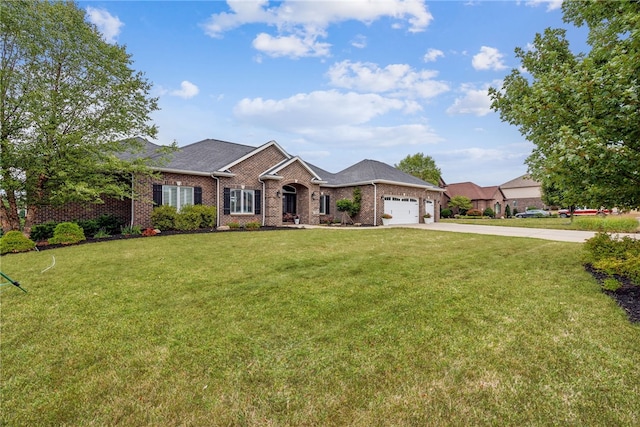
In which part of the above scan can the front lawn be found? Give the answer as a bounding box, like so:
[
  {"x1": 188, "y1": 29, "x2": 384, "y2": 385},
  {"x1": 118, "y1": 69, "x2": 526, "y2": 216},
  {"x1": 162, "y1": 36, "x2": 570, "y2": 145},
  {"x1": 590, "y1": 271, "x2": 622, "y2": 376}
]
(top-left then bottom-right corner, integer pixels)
[
  {"x1": 2, "y1": 229, "x2": 639, "y2": 426},
  {"x1": 443, "y1": 216, "x2": 640, "y2": 233}
]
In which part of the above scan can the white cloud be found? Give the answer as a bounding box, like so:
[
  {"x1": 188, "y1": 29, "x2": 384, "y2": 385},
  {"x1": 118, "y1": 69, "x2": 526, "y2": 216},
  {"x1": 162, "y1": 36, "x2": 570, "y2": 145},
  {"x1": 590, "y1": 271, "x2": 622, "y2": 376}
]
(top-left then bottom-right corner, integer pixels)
[
  {"x1": 252, "y1": 33, "x2": 331, "y2": 58},
  {"x1": 327, "y1": 60, "x2": 450, "y2": 99},
  {"x1": 446, "y1": 83, "x2": 493, "y2": 116},
  {"x1": 234, "y1": 90, "x2": 406, "y2": 129},
  {"x1": 170, "y1": 81, "x2": 200, "y2": 99},
  {"x1": 423, "y1": 48, "x2": 444, "y2": 62},
  {"x1": 203, "y1": 0, "x2": 433, "y2": 58},
  {"x1": 351, "y1": 34, "x2": 367, "y2": 49},
  {"x1": 472, "y1": 46, "x2": 507, "y2": 71},
  {"x1": 525, "y1": 0, "x2": 563, "y2": 11},
  {"x1": 85, "y1": 7, "x2": 123, "y2": 44}
]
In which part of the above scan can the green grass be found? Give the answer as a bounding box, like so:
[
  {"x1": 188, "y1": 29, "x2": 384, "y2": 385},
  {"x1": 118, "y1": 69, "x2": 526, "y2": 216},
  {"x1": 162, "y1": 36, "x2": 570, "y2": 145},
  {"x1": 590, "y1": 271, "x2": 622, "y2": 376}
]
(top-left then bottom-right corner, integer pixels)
[
  {"x1": 2, "y1": 229, "x2": 639, "y2": 426},
  {"x1": 444, "y1": 216, "x2": 640, "y2": 233}
]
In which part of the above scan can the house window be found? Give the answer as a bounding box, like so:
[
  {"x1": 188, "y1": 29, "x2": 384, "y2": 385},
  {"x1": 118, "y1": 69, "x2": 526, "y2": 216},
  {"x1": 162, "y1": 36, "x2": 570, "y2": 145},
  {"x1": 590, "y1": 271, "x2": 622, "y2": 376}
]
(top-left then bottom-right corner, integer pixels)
[
  {"x1": 230, "y1": 189, "x2": 255, "y2": 214},
  {"x1": 319, "y1": 195, "x2": 330, "y2": 215},
  {"x1": 162, "y1": 185, "x2": 194, "y2": 211}
]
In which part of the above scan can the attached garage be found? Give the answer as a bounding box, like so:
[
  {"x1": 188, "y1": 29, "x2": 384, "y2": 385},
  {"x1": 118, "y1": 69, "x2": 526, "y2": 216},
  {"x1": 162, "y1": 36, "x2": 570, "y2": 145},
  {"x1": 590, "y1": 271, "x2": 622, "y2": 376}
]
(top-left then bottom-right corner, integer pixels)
[{"x1": 383, "y1": 196, "x2": 419, "y2": 224}]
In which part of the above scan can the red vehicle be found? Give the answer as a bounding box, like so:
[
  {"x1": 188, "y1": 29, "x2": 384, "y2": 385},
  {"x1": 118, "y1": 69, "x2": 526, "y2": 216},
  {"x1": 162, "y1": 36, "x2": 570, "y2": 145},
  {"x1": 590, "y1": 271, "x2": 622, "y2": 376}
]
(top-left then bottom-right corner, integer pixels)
[{"x1": 558, "y1": 208, "x2": 610, "y2": 218}]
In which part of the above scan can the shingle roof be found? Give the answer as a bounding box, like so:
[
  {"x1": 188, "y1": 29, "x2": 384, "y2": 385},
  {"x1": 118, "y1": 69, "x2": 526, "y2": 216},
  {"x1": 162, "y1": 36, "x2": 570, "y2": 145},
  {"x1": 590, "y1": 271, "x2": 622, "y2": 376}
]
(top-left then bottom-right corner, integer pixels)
[
  {"x1": 163, "y1": 139, "x2": 256, "y2": 173},
  {"x1": 323, "y1": 159, "x2": 440, "y2": 188},
  {"x1": 445, "y1": 182, "x2": 501, "y2": 201},
  {"x1": 125, "y1": 138, "x2": 442, "y2": 189},
  {"x1": 116, "y1": 137, "x2": 167, "y2": 162},
  {"x1": 500, "y1": 174, "x2": 540, "y2": 189}
]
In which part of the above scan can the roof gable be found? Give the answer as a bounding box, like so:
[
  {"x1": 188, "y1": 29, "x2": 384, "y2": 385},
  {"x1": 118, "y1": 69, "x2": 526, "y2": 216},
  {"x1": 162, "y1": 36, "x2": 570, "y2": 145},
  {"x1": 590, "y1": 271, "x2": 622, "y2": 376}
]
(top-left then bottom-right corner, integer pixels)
[
  {"x1": 500, "y1": 174, "x2": 541, "y2": 189},
  {"x1": 446, "y1": 182, "x2": 504, "y2": 201},
  {"x1": 324, "y1": 159, "x2": 443, "y2": 189}
]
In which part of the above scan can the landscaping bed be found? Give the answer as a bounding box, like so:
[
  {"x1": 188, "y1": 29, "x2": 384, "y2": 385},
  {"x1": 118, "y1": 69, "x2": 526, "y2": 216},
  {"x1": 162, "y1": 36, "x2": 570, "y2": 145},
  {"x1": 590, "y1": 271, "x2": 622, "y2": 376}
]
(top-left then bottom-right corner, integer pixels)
[{"x1": 584, "y1": 264, "x2": 640, "y2": 323}]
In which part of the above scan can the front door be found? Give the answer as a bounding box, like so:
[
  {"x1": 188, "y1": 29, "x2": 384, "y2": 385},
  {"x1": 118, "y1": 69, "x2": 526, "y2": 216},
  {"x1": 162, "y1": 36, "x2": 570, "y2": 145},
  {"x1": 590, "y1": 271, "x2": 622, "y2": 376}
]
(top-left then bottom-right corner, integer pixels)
[{"x1": 283, "y1": 193, "x2": 296, "y2": 217}]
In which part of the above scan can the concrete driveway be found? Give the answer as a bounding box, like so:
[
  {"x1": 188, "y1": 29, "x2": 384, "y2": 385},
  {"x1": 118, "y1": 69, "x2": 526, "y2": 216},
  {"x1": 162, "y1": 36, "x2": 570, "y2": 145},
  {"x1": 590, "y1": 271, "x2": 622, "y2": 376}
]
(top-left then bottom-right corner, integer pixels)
[{"x1": 392, "y1": 222, "x2": 639, "y2": 243}]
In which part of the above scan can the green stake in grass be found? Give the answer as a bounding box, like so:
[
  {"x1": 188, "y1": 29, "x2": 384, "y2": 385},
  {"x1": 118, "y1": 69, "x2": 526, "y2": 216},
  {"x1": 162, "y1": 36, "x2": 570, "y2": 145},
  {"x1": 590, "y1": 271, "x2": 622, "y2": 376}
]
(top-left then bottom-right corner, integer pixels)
[{"x1": 0, "y1": 271, "x2": 27, "y2": 293}]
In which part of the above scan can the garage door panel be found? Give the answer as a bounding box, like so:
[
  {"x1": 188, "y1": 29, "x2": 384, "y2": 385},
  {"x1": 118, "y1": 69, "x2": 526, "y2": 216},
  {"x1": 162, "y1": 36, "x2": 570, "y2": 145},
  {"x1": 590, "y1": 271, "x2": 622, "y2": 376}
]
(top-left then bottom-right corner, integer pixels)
[{"x1": 384, "y1": 197, "x2": 419, "y2": 224}]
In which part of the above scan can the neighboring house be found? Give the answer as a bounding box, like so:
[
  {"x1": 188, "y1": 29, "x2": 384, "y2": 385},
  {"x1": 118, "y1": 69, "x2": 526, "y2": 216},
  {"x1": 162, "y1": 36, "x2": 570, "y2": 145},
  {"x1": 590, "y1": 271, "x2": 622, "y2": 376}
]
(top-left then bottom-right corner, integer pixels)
[
  {"x1": 444, "y1": 182, "x2": 506, "y2": 216},
  {"x1": 36, "y1": 138, "x2": 444, "y2": 227},
  {"x1": 499, "y1": 175, "x2": 544, "y2": 211}
]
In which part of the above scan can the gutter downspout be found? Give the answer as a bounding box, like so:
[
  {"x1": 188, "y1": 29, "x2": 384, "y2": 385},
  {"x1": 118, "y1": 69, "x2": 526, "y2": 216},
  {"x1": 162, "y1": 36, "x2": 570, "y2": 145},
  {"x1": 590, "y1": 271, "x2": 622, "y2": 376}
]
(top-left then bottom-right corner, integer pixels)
[
  {"x1": 212, "y1": 175, "x2": 220, "y2": 228},
  {"x1": 372, "y1": 182, "x2": 377, "y2": 226},
  {"x1": 258, "y1": 178, "x2": 266, "y2": 226},
  {"x1": 130, "y1": 173, "x2": 135, "y2": 227}
]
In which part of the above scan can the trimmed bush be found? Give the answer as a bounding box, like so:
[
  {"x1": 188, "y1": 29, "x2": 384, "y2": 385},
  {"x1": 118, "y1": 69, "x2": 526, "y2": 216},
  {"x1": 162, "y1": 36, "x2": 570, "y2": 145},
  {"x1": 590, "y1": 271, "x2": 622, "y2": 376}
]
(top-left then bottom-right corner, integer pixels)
[
  {"x1": 505, "y1": 205, "x2": 511, "y2": 218},
  {"x1": 466, "y1": 209, "x2": 483, "y2": 217},
  {"x1": 483, "y1": 207, "x2": 495, "y2": 218},
  {"x1": 151, "y1": 205, "x2": 177, "y2": 230},
  {"x1": 76, "y1": 218, "x2": 100, "y2": 237},
  {"x1": 1, "y1": 231, "x2": 36, "y2": 254},
  {"x1": 188, "y1": 205, "x2": 217, "y2": 228},
  {"x1": 584, "y1": 232, "x2": 640, "y2": 284},
  {"x1": 96, "y1": 214, "x2": 125, "y2": 235},
  {"x1": 49, "y1": 222, "x2": 86, "y2": 245},
  {"x1": 30, "y1": 221, "x2": 58, "y2": 241},
  {"x1": 175, "y1": 207, "x2": 202, "y2": 231},
  {"x1": 440, "y1": 208, "x2": 453, "y2": 219},
  {"x1": 245, "y1": 221, "x2": 261, "y2": 230}
]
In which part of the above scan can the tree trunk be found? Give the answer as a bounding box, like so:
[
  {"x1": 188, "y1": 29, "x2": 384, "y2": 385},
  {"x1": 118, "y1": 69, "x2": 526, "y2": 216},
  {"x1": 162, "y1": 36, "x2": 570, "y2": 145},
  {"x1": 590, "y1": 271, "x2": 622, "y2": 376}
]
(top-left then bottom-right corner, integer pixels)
[{"x1": 0, "y1": 192, "x2": 21, "y2": 231}]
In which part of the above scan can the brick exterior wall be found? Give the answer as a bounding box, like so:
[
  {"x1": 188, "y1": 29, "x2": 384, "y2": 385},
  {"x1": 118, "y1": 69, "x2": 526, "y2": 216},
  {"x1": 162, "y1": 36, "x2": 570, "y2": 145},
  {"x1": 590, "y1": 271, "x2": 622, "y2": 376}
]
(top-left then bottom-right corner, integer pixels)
[
  {"x1": 320, "y1": 184, "x2": 442, "y2": 225},
  {"x1": 133, "y1": 173, "x2": 217, "y2": 228},
  {"x1": 32, "y1": 144, "x2": 443, "y2": 228},
  {"x1": 34, "y1": 197, "x2": 131, "y2": 225}
]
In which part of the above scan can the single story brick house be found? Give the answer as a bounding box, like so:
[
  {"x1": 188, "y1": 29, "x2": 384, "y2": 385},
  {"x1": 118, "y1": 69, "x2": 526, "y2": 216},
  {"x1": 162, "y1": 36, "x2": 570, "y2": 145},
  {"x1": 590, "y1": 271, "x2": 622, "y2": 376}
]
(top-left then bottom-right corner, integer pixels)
[
  {"x1": 36, "y1": 138, "x2": 445, "y2": 228},
  {"x1": 444, "y1": 181, "x2": 506, "y2": 216}
]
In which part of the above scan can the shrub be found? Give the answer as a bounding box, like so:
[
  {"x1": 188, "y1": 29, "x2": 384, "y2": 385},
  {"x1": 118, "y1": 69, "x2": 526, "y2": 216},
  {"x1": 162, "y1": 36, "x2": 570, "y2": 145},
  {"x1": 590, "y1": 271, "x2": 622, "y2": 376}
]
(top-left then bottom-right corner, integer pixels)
[
  {"x1": 227, "y1": 222, "x2": 241, "y2": 229},
  {"x1": 151, "y1": 205, "x2": 177, "y2": 230},
  {"x1": 505, "y1": 205, "x2": 511, "y2": 218},
  {"x1": 1, "y1": 231, "x2": 36, "y2": 254},
  {"x1": 466, "y1": 209, "x2": 483, "y2": 217},
  {"x1": 121, "y1": 225, "x2": 142, "y2": 236},
  {"x1": 440, "y1": 208, "x2": 453, "y2": 219},
  {"x1": 93, "y1": 228, "x2": 111, "y2": 239},
  {"x1": 175, "y1": 207, "x2": 202, "y2": 231},
  {"x1": 245, "y1": 221, "x2": 261, "y2": 230},
  {"x1": 142, "y1": 227, "x2": 158, "y2": 237},
  {"x1": 49, "y1": 222, "x2": 86, "y2": 245},
  {"x1": 30, "y1": 221, "x2": 58, "y2": 241},
  {"x1": 76, "y1": 218, "x2": 100, "y2": 237},
  {"x1": 189, "y1": 205, "x2": 217, "y2": 229},
  {"x1": 483, "y1": 207, "x2": 495, "y2": 218},
  {"x1": 96, "y1": 214, "x2": 125, "y2": 235},
  {"x1": 584, "y1": 233, "x2": 640, "y2": 283}
]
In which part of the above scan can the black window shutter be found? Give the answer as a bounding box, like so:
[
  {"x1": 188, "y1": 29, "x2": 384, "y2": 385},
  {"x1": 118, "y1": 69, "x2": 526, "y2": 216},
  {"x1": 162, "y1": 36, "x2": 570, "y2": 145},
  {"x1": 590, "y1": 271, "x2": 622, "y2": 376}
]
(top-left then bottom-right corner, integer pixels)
[
  {"x1": 153, "y1": 184, "x2": 162, "y2": 206},
  {"x1": 326, "y1": 195, "x2": 330, "y2": 215},
  {"x1": 223, "y1": 188, "x2": 231, "y2": 215},
  {"x1": 254, "y1": 190, "x2": 261, "y2": 215},
  {"x1": 194, "y1": 187, "x2": 202, "y2": 205}
]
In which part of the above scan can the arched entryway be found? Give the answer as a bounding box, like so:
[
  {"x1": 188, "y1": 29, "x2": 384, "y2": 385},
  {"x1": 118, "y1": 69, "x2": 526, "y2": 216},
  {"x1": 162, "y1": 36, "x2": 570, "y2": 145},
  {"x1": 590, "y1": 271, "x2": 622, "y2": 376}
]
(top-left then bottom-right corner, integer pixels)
[{"x1": 282, "y1": 185, "x2": 297, "y2": 222}]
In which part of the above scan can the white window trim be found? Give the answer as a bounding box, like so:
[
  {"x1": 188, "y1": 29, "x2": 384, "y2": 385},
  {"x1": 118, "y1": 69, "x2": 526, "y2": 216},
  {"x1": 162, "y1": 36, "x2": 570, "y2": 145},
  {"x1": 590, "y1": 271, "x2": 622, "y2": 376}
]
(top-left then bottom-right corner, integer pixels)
[
  {"x1": 319, "y1": 195, "x2": 330, "y2": 214},
  {"x1": 230, "y1": 189, "x2": 255, "y2": 214},
  {"x1": 163, "y1": 185, "x2": 194, "y2": 211}
]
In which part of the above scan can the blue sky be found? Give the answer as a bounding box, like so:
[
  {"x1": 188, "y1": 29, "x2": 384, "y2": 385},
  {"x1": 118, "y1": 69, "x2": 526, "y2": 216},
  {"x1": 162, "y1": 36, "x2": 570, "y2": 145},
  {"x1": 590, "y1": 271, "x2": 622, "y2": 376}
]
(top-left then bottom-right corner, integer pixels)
[{"x1": 79, "y1": 0, "x2": 588, "y2": 186}]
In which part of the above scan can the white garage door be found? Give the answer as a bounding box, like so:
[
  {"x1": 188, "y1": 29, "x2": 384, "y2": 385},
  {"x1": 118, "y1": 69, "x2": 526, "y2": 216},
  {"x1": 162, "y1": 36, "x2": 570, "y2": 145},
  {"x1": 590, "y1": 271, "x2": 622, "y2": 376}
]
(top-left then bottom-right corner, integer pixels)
[{"x1": 384, "y1": 196, "x2": 419, "y2": 224}]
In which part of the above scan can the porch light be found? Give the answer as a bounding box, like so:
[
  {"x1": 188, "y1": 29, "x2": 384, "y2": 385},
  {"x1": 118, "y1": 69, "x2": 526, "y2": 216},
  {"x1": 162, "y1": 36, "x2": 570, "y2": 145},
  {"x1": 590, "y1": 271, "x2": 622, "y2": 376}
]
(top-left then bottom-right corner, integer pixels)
[
  {"x1": 276, "y1": 190, "x2": 281, "y2": 198},
  {"x1": 311, "y1": 191, "x2": 316, "y2": 200}
]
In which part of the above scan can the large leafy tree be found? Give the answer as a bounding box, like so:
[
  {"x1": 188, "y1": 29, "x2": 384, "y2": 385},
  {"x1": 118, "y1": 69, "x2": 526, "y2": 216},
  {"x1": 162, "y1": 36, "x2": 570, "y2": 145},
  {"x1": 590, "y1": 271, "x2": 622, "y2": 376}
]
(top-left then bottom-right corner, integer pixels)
[
  {"x1": 489, "y1": 0, "x2": 640, "y2": 210},
  {"x1": 395, "y1": 153, "x2": 442, "y2": 185},
  {"x1": 1, "y1": 0, "x2": 160, "y2": 234}
]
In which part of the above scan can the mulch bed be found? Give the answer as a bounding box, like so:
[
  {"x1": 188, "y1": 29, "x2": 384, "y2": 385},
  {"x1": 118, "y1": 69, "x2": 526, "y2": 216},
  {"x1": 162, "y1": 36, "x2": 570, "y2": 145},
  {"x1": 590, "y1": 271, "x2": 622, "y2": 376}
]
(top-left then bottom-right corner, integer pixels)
[{"x1": 584, "y1": 264, "x2": 640, "y2": 323}]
